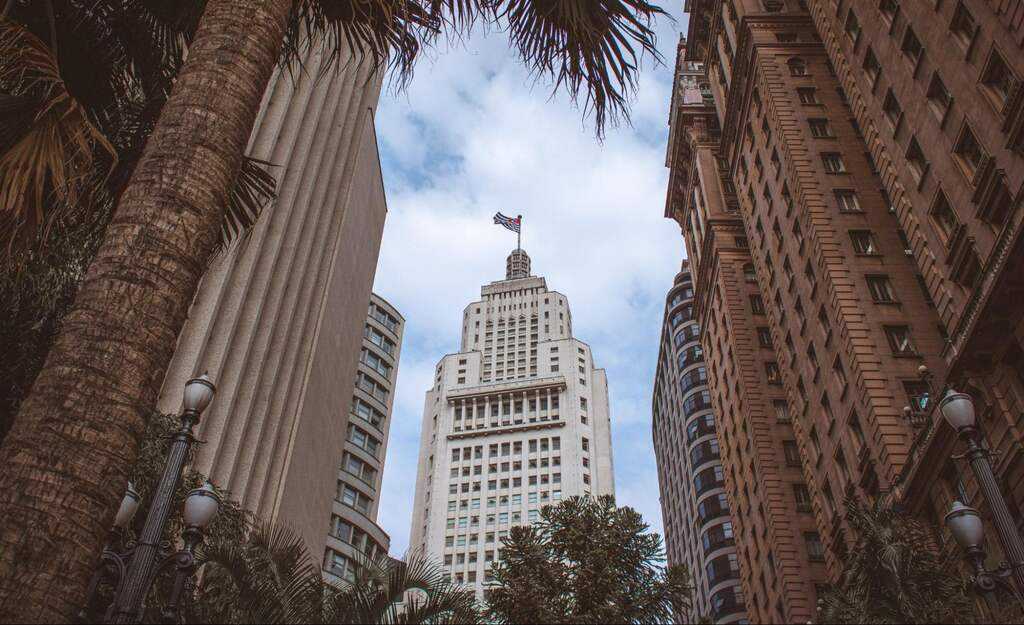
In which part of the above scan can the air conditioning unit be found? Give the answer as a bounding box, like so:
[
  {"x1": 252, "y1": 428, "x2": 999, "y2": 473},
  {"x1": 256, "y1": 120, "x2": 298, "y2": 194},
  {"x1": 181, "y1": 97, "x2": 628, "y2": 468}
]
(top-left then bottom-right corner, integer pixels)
[{"x1": 904, "y1": 249, "x2": 914, "y2": 256}]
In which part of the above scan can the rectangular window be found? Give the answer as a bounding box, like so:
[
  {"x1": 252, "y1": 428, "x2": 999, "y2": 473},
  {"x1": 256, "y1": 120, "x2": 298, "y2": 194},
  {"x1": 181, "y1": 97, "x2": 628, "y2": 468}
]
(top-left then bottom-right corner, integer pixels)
[
  {"x1": 750, "y1": 294, "x2": 766, "y2": 315},
  {"x1": 882, "y1": 90, "x2": 902, "y2": 126},
  {"x1": 773, "y1": 399, "x2": 791, "y2": 423},
  {"x1": 783, "y1": 441, "x2": 801, "y2": 466},
  {"x1": 809, "y1": 119, "x2": 833, "y2": 138},
  {"x1": 822, "y1": 153, "x2": 846, "y2": 173},
  {"x1": 844, "y1": 9, "x2": 861, "y2": 44},
  {"x1": 885, "y1": 325, "x2": 917, "y2": 355},
  {"x1": 926, "y1": 73, "x2": 952, "y2": 121},
  {"x1": 757, "y1": 327, "x2": 773, "y2": 348},
  {"x1": 982, "y1": 51, "x2": 1015, "y2": 109},
  {"x1": 950, "y1": 3, "x2": 976, "y2": 48},
  {"x1": 793, "y1": 483, "x2": 812, "y2": 512},
  {"x1": 906, "y1": 138, "x2": 929, "y2": 184},
  {"x1": 901, "y1": 27, "x2": 923, "y2": 67},
  {"x1": 930, "y1": 190, "x2": 959, "y2": 241},
  {"x1": 850, "y1": 230, "x2": 878, "y2": 254},
  {"x1": 835, "y1": 189, "x2": 860, "y2": 212},
  {"x1": 765, "y1": 362, "x2": 782, "y2": 385},
  {"x1": 863, "y1": 47, "x2": 881, "y2": 86},
  {"x1": 953, "y1": 126, "x2": 986, "y2": 179},
  {"x1": 797, "y1": 87, "x2": 819, "y2": 104},
  {"x1": 867, "y1": 275, "x2": 896, "y2": 303},
  {"x1": 805, "y1": 532, "x2": 825, "y2": 561}
]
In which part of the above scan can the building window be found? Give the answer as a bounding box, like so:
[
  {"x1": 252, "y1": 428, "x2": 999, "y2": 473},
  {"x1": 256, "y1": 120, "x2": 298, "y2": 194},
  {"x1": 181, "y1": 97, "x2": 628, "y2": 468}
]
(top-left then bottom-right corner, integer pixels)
[
  {"x1": 765, "y1": 362, "x2": 782, "y2": 385},
  {"x1": 882, "y1": 90, "x2": 902, "y2": 127},
  {"x1": 884, "y1": 325, "x2": 917, "y2": 356},
  {"x1": 879, "y1": 0, "x2": 899, "y2": 23},
  {"x1": 793, "y1": 483, "x2": 812, "y2": 512},
  {"x1": 901, "y1": 27, "x2": 924, "y2": 68},
  {"x1": 835, "y1": 189, "x2": 860, "y2": 212},
  {"x1": 788, "y1": 58, "x2": 807, "y2": 76},
  {"x1": 926, "y1": 73, "x2": 952, "y2": 121},
  {"x1": 805, "y1": 532, "x2": 826, "y2": 561},
  {"x1": 783, "y1": 441, "x2": 801, "y2": 466},
  {"x1": 757, "y1": 327, "x2": 773, "y2": 348},
  {"x1": 809, "y1": 118, "x2": 833, "y2": 138},
  {"x1": 863, "y1": 47, "x2": 881, "y2": 86},
  {"x1": 763, "y1": 0, "x2": 784, "y2": 12},
  {"x1": 797, "y1": 87, "x2": 819, "y2": 104},
  {"x1": 822, "y1": 153, "x2": 846, "y2": 174},
  {"x1": 773, "y1": 399, "x2": 791, "y2": 423},
  {"x1": 953, "y1": 125, "x2": 987, "y2": 180},
  {"x1": 776, "y1": 32, "x2": 798, "y2": 42},
  {"x1": 750, "y1": 294, "x2": 766, "y2": 315},
  {"x1": 844, "y1": 9, "x2": 861, "y2": 44},
  {"x1": 832, "y1": 357, "x2": 848, "y2": 391},
  {"x1": 743, "y1": 263, "x2": 757, "y2": 282},
  {"x1": 850, "y1": 230, "x2": 878, "y2": 254},
  {"x1": 981, "y1": 50, "x2": 1016, "y2": 110},
  {"x1": 949, "y1": 3, "x2": 976, "y2": 49},
  {"x1": 906, "y1": 138, "x2": 929, "y2": 184},
  {"x1": 930, "y1": 190, "x2": 960, "y2": 242},
  {"x1": 867, "y1": 275, "x2": 896, "y2": 303}
]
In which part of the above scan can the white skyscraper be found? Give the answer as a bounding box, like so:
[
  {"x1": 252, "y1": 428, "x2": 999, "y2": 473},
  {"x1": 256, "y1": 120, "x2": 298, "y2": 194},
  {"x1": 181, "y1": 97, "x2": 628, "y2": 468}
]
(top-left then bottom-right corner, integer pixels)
[{"x1": 409, "y1": 248, "x2": 615, "y2": 600}]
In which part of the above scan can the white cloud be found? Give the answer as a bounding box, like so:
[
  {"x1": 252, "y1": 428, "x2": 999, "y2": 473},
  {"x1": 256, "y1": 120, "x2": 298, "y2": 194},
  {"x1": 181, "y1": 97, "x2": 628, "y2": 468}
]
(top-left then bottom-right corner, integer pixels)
[{"x1": 373, "y1": 6, "x2": 688, "y2": 556}]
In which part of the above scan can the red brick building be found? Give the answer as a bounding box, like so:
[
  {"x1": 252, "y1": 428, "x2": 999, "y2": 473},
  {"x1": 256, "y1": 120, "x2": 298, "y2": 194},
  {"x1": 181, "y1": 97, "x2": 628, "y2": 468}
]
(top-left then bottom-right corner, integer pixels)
[{"x1": 662, "y1": 1, "x2": 1024, "y2": 622}]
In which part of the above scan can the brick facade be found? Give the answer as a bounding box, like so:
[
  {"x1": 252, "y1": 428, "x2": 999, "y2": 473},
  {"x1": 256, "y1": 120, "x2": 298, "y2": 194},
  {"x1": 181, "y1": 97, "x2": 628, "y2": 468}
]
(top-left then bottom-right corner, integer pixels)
[{"x1": 664, "y1": 1, "x2": 1024, "y2": 622}]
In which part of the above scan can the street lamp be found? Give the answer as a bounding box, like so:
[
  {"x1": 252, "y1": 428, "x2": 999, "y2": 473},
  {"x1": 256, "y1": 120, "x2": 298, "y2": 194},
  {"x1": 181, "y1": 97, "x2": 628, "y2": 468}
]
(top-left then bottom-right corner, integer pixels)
[
  {"x1": 940, "y1": 389, "x2": 1024, "y2": 603},
  {"x1": 79, "y1": 375, "x2": 220, "y2": 624}
]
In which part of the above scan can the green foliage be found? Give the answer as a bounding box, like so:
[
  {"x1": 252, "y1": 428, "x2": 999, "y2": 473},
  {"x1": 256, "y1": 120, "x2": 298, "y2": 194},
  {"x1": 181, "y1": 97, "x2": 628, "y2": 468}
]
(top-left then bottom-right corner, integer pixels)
[
  {"x1": 486, "y1": 495, "x2": 692, "y2": 624},
  {"x1": 116, "y1": 413, "x2": 480, "y2": 624},
  {"x1": 819, "y1": 497, "x2": 982, "y2": 624}
]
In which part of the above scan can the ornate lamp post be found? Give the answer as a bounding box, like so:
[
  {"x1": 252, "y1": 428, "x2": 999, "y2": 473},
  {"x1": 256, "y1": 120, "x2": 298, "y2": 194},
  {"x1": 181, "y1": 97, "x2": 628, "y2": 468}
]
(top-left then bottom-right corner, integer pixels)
[
  {"x1": 79, "y1": 375, "x2": 221, "y2": 624},
  {"x1": 939, "y1": 390, "x2": 1024, "y2": 604}
]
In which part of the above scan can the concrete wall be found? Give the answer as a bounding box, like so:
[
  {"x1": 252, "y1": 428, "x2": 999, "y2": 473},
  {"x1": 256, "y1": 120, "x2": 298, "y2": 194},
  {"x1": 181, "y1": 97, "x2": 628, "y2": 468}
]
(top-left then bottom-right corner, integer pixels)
[{"x1": 157, "y1": 45, "x2": 387, "y2": 556}]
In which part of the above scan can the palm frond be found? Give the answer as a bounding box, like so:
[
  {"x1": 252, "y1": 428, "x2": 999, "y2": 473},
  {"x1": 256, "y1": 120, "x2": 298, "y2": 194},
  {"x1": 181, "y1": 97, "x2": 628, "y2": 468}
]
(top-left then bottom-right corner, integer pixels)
[
  {"x1": 0, "y1": 18, "x2": 116, "y2": 253},
  {"x1": 217, "y1": 156, "x2": 279, "y2": 252},
  {"x1": 194, "y1": 520, "x2": 327, "y2": 624},
  {"x1": 283, "y1": 0, "x2": 436, "y2": 88},
  {"x1": 498, "y1": 0, "x2": 667, "y2": 137}
]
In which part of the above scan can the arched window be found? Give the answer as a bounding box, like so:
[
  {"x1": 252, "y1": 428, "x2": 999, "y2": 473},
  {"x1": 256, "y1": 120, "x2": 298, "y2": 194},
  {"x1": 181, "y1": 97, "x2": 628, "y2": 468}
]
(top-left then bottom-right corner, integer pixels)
[{"x1": 788, "y1": 57, "x2": 807, "y2": 76}]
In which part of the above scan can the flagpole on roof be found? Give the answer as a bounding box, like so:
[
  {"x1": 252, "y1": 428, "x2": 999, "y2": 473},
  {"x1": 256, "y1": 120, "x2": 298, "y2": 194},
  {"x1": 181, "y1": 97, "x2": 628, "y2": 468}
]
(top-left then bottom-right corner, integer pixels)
[{"x1": 517, "y1": 215, "x2": 522, "y2": 251}]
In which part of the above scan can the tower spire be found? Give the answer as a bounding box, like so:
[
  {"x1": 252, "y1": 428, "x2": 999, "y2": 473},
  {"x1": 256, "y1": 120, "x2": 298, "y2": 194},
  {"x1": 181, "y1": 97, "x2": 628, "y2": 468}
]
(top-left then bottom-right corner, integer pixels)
[{"x1": 506, "y1": 248, "x2": 531, "y2": 280}]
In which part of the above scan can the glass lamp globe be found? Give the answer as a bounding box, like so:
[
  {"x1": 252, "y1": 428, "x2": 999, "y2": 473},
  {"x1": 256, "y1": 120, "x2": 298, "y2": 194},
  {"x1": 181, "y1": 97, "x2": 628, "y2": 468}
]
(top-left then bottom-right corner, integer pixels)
[
  {"x1": 183, "y1": 373, "x2": 216, "y2": 413},
  {"x1": 939, "y1": 390, "x2": 976, "y2": 432},
  {"x1": 114, "y1": 482, "x2": 141, "y2": 528},
  {"x1": 183, "y1": 482, "x2": 221, "y2": 529},
  {"x1": 945, "y1": 501, "x2": 984, "y2": 551}
]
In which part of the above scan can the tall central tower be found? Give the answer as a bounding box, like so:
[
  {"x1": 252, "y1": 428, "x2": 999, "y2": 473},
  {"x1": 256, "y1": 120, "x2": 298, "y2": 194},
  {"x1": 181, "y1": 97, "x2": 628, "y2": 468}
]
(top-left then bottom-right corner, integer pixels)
[{"x1": 409, "y1": 249, "x2": 615, "y2": 600}]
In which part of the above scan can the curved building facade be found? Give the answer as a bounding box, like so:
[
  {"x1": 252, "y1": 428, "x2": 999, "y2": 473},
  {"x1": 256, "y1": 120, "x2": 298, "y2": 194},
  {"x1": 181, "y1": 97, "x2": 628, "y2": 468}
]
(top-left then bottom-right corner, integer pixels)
[
  {"x1": 324, "y1": 294, "x2": 404, "y2": 582},
  {"x1": 652, "y1": 261, "x2": 745, "y2": 624}
]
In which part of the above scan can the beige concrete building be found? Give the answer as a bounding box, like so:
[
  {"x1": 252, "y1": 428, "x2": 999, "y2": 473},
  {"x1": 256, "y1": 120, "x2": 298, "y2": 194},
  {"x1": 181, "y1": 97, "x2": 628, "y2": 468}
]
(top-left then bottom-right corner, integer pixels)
[
  {"x1": 157, "y1": 45, "x2": 388, "y2": 556},
  {"x1": 324, "y1": 294, "x2": 404, "y2": 582},
  {"x1": 408, "y1": 249, "x2": 615, "y2": 600}
]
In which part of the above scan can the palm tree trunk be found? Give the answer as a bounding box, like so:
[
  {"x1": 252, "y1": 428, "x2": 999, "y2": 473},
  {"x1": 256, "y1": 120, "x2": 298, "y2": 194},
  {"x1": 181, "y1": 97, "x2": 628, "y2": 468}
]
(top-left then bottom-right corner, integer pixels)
[{"x1": 0, "y1": 0, "x2": 293, "y2": 621}]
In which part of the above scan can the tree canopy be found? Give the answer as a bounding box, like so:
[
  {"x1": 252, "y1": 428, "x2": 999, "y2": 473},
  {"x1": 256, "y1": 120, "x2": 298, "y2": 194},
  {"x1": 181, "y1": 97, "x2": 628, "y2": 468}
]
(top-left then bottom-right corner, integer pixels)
[
  {"x1": 486, "y1": 495, "x2": 692, "y2": 624},
  {"x1": 819, "y1": 498, "x2": 986, "y2": 624}
]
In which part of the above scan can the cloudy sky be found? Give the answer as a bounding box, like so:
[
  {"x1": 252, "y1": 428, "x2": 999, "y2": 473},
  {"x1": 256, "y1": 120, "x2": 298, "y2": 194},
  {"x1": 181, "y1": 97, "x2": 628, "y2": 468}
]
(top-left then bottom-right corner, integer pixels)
[{"x1": 372, "y1": 5, "x2": 689, "y2": 555}]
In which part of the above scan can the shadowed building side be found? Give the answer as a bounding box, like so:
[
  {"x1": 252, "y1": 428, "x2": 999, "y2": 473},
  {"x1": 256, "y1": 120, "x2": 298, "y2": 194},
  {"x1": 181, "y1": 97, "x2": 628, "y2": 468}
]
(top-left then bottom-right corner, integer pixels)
[
  {"x1": 324, "y1": 294, "x2": 404, "y2": 582},
  {"x1": 653, "y1": 260, "x2": 747, "y2": 623},
  {"x1": 157, "y1": 43, "x2": 389, "y2": 558}
]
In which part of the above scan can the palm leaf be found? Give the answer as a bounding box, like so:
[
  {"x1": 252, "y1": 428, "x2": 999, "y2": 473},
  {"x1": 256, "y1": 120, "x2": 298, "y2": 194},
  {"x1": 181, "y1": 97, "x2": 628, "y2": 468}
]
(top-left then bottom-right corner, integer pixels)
[
  {"x1": 218, "y1": 156, "x2": 279, "y2": 252},
  {"x1": 498, "y1": 0, "x2": 667, "y2": 137},
  {"x1": 283, "y1": 1, "x2": 435, "y2": 87},
  {"x1": 0, "y1": 18, "x2": 116, "y2": 253}
]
